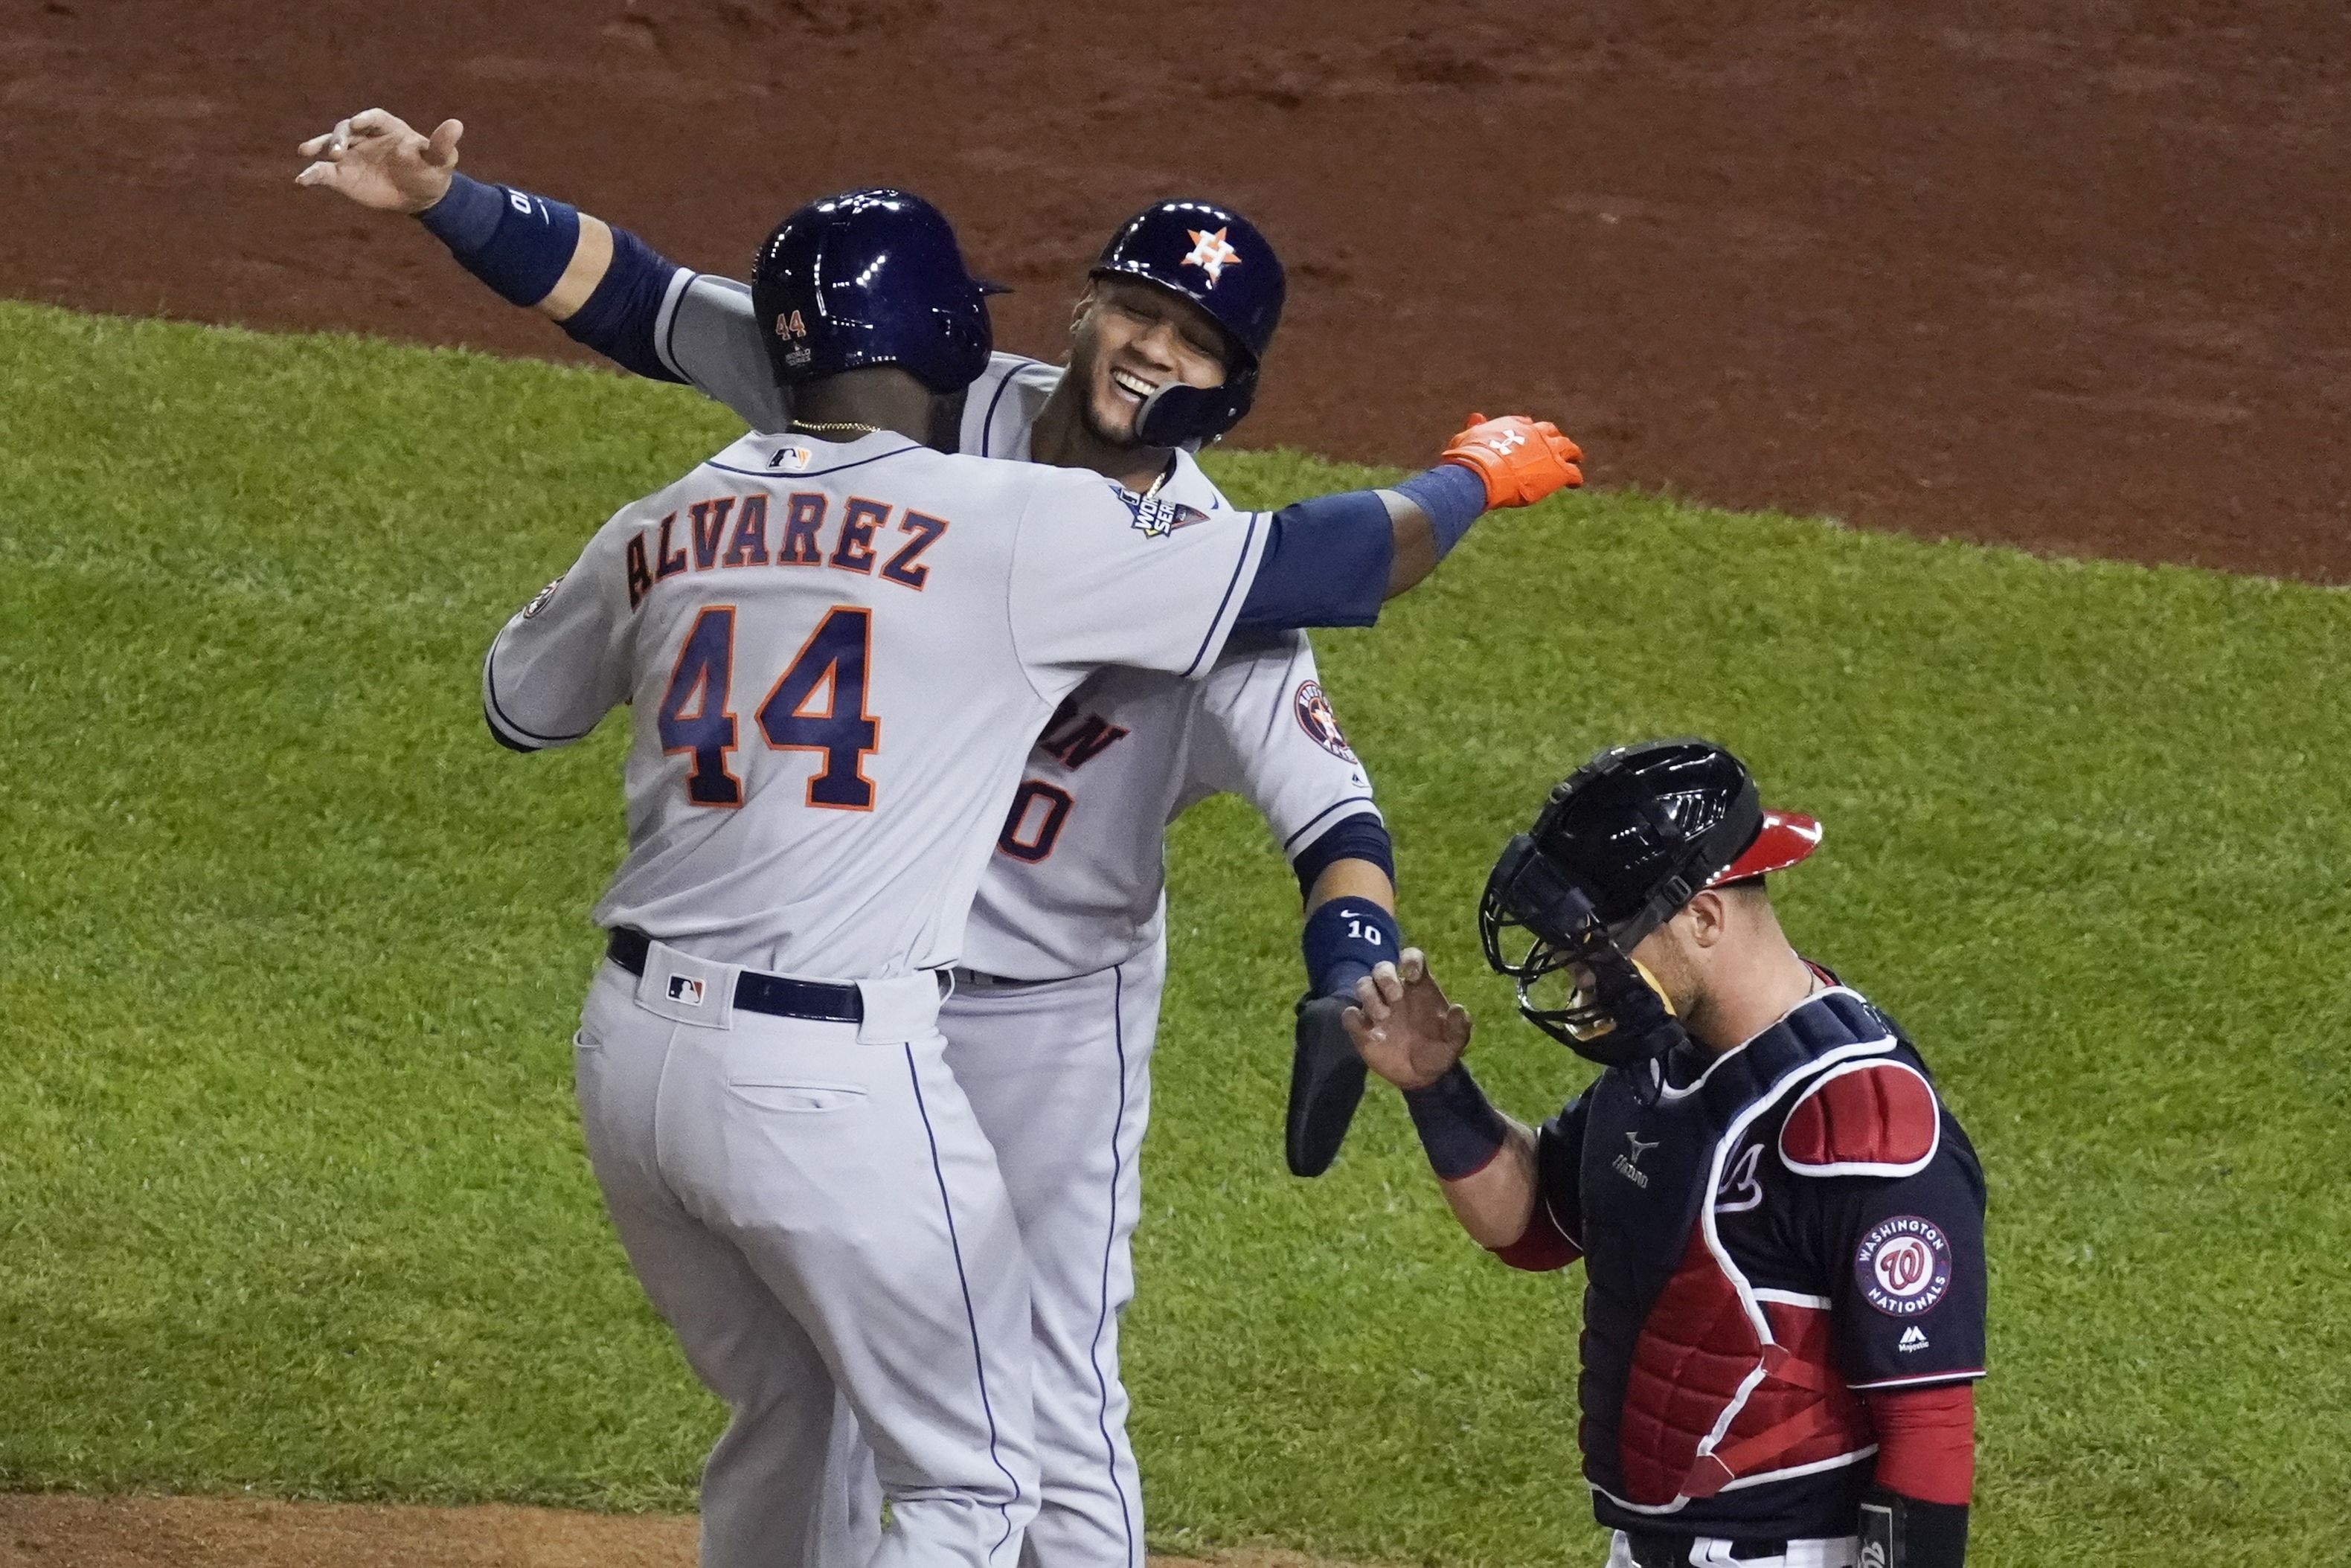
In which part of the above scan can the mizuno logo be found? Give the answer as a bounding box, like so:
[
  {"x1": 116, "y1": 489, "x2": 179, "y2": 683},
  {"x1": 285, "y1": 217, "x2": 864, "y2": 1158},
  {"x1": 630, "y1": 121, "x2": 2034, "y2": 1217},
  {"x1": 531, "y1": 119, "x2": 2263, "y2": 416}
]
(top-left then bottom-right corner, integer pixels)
[
  {"x1": 1898, "y1": 1326, "x2": 1929, "y2": 1353},
  {"x1": 1613, "y1": 1131, "x2": 1658, "y2": 1188}
]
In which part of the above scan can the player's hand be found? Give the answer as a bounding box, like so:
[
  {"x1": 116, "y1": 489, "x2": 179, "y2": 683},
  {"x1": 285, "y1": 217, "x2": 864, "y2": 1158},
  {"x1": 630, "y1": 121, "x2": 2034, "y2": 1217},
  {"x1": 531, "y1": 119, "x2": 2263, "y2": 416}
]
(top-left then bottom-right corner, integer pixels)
[
  {"x1": 295, "y1": 108, "x2": 464, "y2": 213},
  {"x1": 1440, "y1": 413, "x2": 1584, "y2": 508},
  {"x1": 1343, "y1": 949, "x2": 1472, "y2": 1090}
]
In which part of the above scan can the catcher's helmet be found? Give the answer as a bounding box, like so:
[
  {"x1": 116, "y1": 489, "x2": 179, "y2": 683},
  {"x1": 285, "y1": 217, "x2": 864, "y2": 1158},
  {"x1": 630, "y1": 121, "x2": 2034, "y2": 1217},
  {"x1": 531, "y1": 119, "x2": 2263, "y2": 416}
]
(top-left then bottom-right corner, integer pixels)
[
  {"x1": 1091, "y1": 199, "x2": 1286, "y2": 446},
  {"x1": 751, "y1": 188, "x2": 1005, "y2": 395},
  {"x1": 1479, "y1": 739, "x2": 1822, "y2": 1066}
]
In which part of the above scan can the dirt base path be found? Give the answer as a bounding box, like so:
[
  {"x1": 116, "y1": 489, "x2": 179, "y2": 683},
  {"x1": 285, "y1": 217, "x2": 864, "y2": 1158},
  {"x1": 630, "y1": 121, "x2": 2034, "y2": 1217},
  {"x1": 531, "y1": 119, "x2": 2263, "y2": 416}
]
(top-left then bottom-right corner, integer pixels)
[
  {"x1": 0, "y1": 1495, "x2": 1336, "y2": 1568},
  {"x1": 4, "y1": 1, "x2": 2348, "y2": 579}
]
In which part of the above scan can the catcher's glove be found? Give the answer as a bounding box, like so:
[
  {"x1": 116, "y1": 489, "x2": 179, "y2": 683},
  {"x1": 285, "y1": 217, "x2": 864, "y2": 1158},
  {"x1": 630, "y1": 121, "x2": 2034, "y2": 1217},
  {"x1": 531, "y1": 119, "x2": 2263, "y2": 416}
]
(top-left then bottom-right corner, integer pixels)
[{"x1": 1286, "y1": 992, "x2": 1370, "y2": 1177}]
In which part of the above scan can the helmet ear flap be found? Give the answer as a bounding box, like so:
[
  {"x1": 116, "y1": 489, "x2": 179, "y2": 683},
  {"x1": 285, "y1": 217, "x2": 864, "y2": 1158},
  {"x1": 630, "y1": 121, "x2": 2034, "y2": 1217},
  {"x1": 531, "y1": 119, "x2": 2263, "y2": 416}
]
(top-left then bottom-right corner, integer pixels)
[{"x1": 1134, "y1": 373, "x2": 1255, "y2": 449}]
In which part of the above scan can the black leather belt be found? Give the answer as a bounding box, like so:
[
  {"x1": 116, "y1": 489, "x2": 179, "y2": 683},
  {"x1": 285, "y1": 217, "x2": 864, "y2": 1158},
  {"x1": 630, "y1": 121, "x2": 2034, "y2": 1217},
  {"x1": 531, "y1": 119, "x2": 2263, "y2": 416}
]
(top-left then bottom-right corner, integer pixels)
[
  {"x1": 1625, "y1": 1534, "x2": 1787, "y2": 1567},
  {"x1": 607, "y1": 928, "x2": 864, "y2": 1024},
  {"x1": 949, "y1": 966, "x2": 1051, "y2": 990}
]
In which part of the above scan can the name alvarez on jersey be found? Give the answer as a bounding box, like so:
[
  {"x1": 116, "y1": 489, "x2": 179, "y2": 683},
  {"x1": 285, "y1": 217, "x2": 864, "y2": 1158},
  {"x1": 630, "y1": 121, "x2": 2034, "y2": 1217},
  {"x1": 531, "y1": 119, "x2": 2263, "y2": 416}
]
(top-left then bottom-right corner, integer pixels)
[{"x1": 620, "y1": 486, "x2": 951, "y2": 608}]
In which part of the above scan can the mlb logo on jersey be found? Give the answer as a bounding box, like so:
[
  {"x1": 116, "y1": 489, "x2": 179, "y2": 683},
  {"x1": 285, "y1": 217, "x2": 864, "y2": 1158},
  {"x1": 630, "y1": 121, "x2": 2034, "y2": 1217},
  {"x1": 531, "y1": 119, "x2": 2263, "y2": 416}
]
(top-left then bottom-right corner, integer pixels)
[
  {"x1": 769, "y1": 445, "x2": 813, "y2": 472},
  {"x1": 667, "y1": 974, "x2": 707, "y2": 1006}
]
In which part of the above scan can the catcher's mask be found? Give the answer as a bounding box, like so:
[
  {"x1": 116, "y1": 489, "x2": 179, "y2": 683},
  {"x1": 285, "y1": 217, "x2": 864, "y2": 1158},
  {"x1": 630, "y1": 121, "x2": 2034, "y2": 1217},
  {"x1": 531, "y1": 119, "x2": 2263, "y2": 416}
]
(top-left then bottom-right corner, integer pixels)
[{"x1": 1478, "y1": 739, "x2": 1821, "y2": 1070}]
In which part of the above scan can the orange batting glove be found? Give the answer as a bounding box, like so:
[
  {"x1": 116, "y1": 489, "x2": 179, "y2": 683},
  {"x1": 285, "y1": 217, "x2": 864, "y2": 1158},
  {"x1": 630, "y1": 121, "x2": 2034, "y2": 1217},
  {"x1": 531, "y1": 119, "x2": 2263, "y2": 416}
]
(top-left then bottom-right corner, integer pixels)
[{"x1": 1440, "y1": 414, "x2": 1584, "y2": 508}]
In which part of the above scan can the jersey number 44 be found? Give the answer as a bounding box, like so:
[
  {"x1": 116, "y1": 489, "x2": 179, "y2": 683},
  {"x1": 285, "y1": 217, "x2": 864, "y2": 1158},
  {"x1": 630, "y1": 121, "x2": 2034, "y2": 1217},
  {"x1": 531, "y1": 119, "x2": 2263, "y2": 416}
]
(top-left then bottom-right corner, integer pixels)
[{"x1": 656, "y1": 604, "x2": 879, "y2": 810}]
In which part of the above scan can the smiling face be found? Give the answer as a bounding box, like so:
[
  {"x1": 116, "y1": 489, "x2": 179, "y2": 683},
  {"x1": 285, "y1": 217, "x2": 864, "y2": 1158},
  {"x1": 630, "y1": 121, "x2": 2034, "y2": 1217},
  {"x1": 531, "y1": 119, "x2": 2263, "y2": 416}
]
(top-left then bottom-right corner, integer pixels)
[{"x1": 1066, "y1": 275, "x2": 1234, "y2": 448}]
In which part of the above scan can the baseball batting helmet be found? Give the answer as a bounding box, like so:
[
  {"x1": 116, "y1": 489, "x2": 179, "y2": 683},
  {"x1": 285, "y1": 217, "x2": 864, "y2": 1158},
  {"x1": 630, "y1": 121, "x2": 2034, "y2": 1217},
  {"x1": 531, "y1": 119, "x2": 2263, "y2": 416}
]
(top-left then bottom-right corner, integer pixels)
[
  {"x1": 751, "y1": 188, "x2": 1006, "y2": 395},
  {"x1": 1479, "y1": 739, "x2": 1822, "y2": 1067},
  {"x1": 1091, "y1": 199, "x2": 1286, "y2": 446}
]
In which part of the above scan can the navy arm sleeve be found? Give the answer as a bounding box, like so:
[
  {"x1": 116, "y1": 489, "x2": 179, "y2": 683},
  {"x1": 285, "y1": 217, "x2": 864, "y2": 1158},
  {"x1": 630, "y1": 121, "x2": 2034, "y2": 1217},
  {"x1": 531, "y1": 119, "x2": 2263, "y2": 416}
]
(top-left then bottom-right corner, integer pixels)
[
  {"x1": 559, "y1": 225, "x2": 687, "y2": 383},
  {"x1": 1233, "y1": 489, "x2": 1395, "y2": 632},
  {"x1": 1289, "y1": 810, "x2": 1394, "y2": 900}
]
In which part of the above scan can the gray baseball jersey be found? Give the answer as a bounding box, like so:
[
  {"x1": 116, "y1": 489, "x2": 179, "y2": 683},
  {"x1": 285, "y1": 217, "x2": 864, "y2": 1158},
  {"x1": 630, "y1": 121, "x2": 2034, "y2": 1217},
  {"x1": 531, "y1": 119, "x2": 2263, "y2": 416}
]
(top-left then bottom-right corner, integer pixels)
[
  {"x1": 484, "y1": 428, "x2": 1270, "y2": 979},
  {"x1": 647, "y1": 276, "x2": 1381, "y2": 980}
]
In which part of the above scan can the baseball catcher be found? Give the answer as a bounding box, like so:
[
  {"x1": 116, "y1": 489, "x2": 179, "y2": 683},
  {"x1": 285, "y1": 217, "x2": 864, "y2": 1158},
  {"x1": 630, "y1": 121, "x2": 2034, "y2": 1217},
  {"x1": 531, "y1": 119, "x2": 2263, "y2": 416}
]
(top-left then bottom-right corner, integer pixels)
[{"x1": 1345, "y1": 740, "x2": 1984, "y2": 1568}]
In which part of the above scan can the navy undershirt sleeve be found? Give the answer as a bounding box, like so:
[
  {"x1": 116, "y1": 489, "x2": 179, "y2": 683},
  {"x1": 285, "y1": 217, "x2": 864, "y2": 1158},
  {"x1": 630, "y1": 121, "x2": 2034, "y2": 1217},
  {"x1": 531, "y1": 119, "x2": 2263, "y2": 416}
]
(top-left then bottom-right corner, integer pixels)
[
  {"x1": 1291, "y1": 810, "x2": 1394, "y2": 900},
  {"x1": 559, "y1": 225, "x2": 687, "y2": 384},
  {"x1": 417, "y1": 173, "x2": 685, "y2": 385},
  {"x1": 1234, "y1": 488, "x2": 1394, "y2": 632}
]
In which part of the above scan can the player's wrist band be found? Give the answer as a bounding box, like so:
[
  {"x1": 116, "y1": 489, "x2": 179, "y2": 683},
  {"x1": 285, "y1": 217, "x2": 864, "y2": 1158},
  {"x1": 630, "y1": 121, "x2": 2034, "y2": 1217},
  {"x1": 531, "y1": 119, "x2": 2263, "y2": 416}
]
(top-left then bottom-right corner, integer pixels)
[
  {"x1": 417, "y1": 173, "x2": 582, "y2": 307},
  {"x1": 1401, "y1": 1063, "x2": 1506, "y2": 1180},
  {"x1": 417, "y1": 172, "x2": 504, "y2": 251},
  {"x1": 1393, "y1": 463, "x2": 1489, "y2": 557},
  {"x1": 1301, "y1": 897, "x2": 1401, "y2": 999},
  {"x1": 1859, "y1": 1488, "x2": 1969, "y2": 1568}
]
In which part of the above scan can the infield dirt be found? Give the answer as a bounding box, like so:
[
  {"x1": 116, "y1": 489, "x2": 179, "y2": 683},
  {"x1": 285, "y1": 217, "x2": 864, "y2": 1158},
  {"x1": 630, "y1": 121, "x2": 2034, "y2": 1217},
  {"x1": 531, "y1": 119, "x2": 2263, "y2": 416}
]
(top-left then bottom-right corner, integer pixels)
[{"x1": 5, "y1": 0, "x2": 2348, "y2": 579}]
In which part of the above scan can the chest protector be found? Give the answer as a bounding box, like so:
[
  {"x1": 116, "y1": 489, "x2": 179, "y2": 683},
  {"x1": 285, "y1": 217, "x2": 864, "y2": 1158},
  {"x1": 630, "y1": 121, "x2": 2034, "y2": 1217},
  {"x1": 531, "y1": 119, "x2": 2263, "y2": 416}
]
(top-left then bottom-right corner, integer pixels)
[{"x1": 1577, "y1": 988, "x2": 1893, "y2": 1515}]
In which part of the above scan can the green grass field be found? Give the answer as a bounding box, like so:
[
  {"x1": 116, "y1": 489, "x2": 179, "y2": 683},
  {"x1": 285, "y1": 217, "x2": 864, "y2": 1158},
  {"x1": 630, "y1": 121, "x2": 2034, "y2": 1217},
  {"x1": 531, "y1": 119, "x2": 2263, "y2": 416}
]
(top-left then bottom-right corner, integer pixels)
[{"x1": 3, "y1": 301, "x2": 2347, "y2": 1565}]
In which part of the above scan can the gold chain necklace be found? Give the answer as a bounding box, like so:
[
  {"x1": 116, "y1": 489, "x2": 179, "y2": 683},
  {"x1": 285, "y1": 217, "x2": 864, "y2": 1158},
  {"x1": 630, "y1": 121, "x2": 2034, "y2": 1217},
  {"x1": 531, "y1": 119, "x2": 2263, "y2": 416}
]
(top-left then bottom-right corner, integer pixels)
[{"x1": 790, "y1": 419, "x2": 885, "y2": 437}]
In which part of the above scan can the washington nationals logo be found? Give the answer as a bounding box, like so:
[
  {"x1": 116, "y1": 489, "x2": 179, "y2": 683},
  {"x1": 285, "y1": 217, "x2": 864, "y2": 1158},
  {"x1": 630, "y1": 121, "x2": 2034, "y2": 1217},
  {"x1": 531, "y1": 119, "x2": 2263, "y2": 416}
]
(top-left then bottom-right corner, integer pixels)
[
  {"x1": 1854, "y1": 1215, "x2": 1954, "y2": 1317},
  {"x1": 1292, "y1": 680, "x2": 1356, "y2": 761}
]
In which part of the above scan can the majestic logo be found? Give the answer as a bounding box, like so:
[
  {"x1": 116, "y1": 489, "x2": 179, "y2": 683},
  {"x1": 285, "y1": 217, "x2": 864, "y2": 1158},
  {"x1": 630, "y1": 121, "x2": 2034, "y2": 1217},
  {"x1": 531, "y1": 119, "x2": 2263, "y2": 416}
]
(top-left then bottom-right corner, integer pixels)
[
  {"x1": 769, "y1": 445, "x2": 812, "y2": 472},
  {"x1": 1898, "y1": 1326, "x2": 1930, "y2": 1353},
  {"x1": 1716, "y1": 1142, "x2": 1764, "y2": 1213},
  {"x1": 1855, "y1": 1215, "x2": 1954, "y2": 1317},
  {"x1": 1112, "y1": 483, "x2": 1210, "y2": 539},
  {"x1": 1292, "y1": 680, "x2": 1356, "y2": 762},
  {"x1": 1180, "y1": 227, "x2": 1241, "y2": 286},
  {"x1": 1613, "y1": 1131, "x2": 1658, "y2": 1188},
  {"x1": 521, "y1": 576, "x2": 562, "y2": 620},
  {"x1": 667, "y1": 975, "x2": 707, "y2": 1006}
]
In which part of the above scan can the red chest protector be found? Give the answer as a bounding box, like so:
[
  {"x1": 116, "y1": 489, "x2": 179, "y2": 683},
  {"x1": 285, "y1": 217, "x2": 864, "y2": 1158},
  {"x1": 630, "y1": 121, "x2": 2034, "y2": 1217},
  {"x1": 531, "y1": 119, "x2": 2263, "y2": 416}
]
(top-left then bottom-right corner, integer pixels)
[{"x1": 1573, "y1": 986, "x2": 1943, "y2": 1518}]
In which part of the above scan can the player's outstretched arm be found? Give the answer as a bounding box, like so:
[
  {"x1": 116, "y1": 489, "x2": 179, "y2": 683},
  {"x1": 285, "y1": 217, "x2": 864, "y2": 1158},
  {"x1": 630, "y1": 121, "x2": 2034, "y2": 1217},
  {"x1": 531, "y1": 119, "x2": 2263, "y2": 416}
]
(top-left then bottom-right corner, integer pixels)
[
  {"x1": 1232, "y1": 414, "x2": 1582, "y2": 634},
  {"x1": 1344, "y1": 952, "x2": 1547, "y2": 1250},
  {"x1": 295, "y1": 108, "x2": 692, "y2": 390}
]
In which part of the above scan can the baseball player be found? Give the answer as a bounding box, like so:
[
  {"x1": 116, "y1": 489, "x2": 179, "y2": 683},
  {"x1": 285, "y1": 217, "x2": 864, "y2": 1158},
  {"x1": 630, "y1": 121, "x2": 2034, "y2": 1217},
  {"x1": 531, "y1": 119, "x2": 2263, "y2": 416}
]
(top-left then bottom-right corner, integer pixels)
[
  {"x1": 472, "y1": 180, "x2": 1576, "y2": 1568},
  {"x1": 1344, "y1": 741, "x2": 1983, "y2": 1568},
  {"x1": 295, "y1": 109, "x2": 1532, "y2": 1567}
]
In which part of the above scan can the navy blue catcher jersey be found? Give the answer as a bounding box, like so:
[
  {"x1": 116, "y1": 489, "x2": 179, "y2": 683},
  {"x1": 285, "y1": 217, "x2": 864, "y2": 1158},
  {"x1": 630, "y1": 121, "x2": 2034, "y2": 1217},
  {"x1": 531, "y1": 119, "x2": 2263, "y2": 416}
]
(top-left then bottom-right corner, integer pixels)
[{"x1": 1526, "y1": 979, "x2": 1986, "y2": 1542}]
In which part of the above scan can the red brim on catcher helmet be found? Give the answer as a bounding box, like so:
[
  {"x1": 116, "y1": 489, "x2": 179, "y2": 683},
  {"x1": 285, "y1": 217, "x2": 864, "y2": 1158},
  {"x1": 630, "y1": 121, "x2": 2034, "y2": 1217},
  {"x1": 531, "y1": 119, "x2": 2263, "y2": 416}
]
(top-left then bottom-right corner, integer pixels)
[{"x1": 1708, "y1": 809, "x2": 1823, "y2": 885}]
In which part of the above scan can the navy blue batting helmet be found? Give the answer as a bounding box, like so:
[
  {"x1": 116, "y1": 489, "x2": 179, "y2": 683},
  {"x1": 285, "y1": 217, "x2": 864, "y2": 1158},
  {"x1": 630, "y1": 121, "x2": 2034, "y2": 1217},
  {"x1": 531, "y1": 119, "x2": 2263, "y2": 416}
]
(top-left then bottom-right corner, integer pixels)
[
  {"x1": 1091, "y1": 199, "x2": 1286, "y2": 446},
  {"x1": 751, "y1": 188, "x2": 1006, "y2": 396}
]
